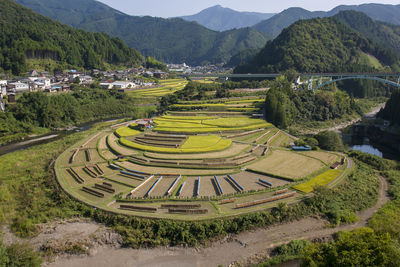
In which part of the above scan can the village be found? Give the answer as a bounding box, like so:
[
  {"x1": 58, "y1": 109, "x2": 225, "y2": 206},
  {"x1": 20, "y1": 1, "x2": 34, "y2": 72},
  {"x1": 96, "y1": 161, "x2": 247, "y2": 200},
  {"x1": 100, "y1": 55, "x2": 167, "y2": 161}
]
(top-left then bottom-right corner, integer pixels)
[{"x1": 0, "y1": 63, "x2": 231, "y2": 112}]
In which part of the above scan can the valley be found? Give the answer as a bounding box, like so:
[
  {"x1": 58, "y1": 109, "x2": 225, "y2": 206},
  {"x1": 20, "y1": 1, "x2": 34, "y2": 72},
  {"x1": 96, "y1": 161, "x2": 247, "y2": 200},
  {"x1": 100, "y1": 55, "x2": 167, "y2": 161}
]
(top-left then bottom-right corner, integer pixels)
[{"x1": 1, "y1": 0, "x2": 400, "y2": 266}]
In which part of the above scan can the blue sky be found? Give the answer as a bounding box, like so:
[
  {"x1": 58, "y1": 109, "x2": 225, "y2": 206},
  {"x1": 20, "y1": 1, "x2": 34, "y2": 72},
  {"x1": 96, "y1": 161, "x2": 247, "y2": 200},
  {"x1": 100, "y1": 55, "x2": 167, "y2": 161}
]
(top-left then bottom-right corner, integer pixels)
[{"x1": 97, "y1": 0, "x2": 399, "y2": 17}]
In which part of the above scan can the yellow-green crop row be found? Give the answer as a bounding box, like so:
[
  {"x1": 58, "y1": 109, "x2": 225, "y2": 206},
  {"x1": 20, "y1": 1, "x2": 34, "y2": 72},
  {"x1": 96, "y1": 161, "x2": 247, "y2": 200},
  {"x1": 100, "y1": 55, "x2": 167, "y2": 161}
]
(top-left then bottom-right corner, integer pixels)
[
  {"x1": 180, "y1": 135, "x2": 223, "y2": 149},
  {"x1": 119, "y1": 136, "x2": 232, "y2": 153},
  {"x1": 115, "y1": 126, "x2": 141, "y2": 137},
  {"x1": 171, "y1": 104, "x2": 226, "y2": 108},
  {"x1": 224, "y1": 99, "x2": 265, "y2": 104},
  {"x1": 201, "y1": 117, "x2": 266, "y2": 127},
  {"x1": 227, "y1": 108, "x2": 259, "y2": 112},
  {"x1": 161, "y1": 115, "x2": 217, "y2": 120},
  {"x1": 292, "y1": 169, "x2": 342, "y2": 193},
  {"x1": 154, "y1": 122, "x2": 272, "y2": 133}
]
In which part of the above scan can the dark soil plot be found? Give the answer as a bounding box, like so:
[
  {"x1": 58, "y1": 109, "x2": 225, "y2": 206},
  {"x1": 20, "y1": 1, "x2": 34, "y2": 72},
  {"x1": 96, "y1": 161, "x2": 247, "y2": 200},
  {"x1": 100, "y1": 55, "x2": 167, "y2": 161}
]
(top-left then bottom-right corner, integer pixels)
[
  {"x1": 198, "y1": 176, "x2": 219, "y2": 197},
  {"x1": 233, "y1": 171, "x2": 290, "y2": 191},
  {"x1": 151, "y1": 177, "x2": 177, "y2": 197},
  {"x1": 179, "y1": 177, "x2": 196, "y2": 198},
  {"x1": 218, "y1": 175, "x2": 241, "y2": 195},
  {"x1": 132, "y1": 176, "x2": 159, "y2": 198}
]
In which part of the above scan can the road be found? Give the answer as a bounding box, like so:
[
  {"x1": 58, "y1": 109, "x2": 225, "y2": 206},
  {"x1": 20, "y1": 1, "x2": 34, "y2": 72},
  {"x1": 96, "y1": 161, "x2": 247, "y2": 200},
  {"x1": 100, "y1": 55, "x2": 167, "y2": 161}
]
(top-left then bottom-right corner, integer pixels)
[{"x1": 49, "y1": 175, "x2": 389, "y2": 267}]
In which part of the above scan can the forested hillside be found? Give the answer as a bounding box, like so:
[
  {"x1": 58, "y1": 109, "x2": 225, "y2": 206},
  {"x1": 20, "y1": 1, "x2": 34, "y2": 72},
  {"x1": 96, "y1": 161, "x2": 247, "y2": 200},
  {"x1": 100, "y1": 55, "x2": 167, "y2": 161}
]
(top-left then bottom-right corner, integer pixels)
[
  {"x1": 334, "y1": 11, "x2": 400, "y2": 57},
  {"x1": 16, "y1": 0, "x2": 270, "y2": 65},
  {"x1": 235, "y1": 17, "x2": 398, "y2": 73},
  {"x1": 0, "y1": 0, "x2": 142, "y2": 75}
]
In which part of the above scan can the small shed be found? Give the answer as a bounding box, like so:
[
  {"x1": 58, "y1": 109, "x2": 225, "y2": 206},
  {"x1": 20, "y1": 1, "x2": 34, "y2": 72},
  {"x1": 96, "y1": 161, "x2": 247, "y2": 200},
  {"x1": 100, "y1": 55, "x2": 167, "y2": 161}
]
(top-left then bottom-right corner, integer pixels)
[{"x1": 291, "y1": 145, "x2": 311, "y2": 152}]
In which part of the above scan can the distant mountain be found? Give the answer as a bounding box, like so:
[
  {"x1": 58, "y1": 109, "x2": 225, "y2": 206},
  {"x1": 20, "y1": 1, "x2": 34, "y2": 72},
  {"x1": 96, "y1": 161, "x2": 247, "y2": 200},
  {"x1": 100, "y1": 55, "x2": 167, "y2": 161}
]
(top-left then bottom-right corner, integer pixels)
[
  {"x1": 16, "y1": 0, "x2": 270, "y2": 65},
  {"x1": 0, "y1": 0, "x2": 142, "y2": 75},
  {"x1": 334, "y1": 10, "x2": 400, "y2": 57},
  {"x1": 253, "y1": 4, "x2": 400, "y2": 38},
  {"x1": 180, "y1": 5, "x2": 275, "y2": 31},
  {"x1": 236, "y1": 17, "x2": 398, "y2": 73}
]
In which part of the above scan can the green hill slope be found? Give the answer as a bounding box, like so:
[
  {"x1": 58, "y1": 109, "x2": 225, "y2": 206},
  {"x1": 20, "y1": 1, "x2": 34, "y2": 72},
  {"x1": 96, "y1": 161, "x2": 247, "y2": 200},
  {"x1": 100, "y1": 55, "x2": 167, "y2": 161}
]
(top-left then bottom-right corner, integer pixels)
[
  {"x1": 16, "y1": 0, "x2": 270, "y2": 65},
  {"x1": 236, "y1": 17, "x2": 397, "y2": 73},
  {"x1": 0, "y1": 0, "x2": 142, "y2": 75}
]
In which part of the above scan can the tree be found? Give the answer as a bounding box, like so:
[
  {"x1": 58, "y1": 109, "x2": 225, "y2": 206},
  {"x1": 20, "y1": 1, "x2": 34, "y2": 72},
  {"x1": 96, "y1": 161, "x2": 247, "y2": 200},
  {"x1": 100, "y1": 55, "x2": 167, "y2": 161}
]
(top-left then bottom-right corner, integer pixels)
[
  {"x1": 316, "y1": 131, "x2": 344, "y2": 151},
  {"x1": 301, "y1": 228, "x2": 400, "y2": 267}
]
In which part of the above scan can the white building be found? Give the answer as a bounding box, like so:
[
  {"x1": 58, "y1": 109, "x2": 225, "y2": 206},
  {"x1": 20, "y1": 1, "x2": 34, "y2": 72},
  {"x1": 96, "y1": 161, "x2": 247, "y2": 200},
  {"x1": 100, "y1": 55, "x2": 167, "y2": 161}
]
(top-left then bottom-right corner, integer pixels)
[
  {"x1": 35, "y1": 77, "x2": 51, "y2": 89},
  {"x1": 7, "y1": 82, "x2": 29, "y2": 92},
  {"x1": 111, "y1": 81, "x2": 136, "y2": 89}
]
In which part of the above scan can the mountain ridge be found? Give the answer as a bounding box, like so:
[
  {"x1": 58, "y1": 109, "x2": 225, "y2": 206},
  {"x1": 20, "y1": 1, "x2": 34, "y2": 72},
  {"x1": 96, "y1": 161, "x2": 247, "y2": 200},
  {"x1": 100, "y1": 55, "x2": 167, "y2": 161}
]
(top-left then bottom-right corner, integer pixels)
[
  {"x1": 15, "y1": 0, "x2": 270, "y2": 65},
  {"x1": 253, "y1": 4, "x2": 400, "y2": 37},
  {"x1": 180, "y1": 5, "x2": 275, "y2": 31}
]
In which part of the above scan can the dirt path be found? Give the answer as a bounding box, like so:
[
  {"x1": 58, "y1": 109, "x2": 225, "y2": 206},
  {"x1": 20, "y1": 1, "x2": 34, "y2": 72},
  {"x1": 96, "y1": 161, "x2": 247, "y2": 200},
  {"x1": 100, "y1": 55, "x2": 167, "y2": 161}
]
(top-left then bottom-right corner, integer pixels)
[{"x1": 48, "y1": 175, "x2": 389, "y2": 267}]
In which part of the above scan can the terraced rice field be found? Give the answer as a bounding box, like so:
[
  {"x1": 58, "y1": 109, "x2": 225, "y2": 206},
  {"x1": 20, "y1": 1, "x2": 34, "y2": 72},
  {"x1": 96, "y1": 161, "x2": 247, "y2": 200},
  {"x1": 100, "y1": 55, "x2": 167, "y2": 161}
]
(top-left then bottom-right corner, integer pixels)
[
  {"x1": 55, "y1": 109, "x2": 351, "y2": 220},
  {"x1": 129, "y1": 79, "x2": 188, "y2": 97}
]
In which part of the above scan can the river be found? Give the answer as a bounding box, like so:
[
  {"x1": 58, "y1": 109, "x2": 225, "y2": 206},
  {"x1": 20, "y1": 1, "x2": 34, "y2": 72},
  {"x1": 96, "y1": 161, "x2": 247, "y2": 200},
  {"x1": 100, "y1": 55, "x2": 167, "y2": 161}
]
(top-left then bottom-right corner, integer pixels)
[{"x1": 0, "y1": 118, "x2": 123, "y2": 156}]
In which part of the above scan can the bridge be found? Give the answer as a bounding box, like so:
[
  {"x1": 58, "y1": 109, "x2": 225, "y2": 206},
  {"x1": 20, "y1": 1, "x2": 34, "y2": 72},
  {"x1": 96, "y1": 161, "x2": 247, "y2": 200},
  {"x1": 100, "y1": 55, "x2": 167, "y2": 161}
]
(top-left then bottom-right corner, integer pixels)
[{"x1": 187, "y1": 73, "x2": 400, "y2": 90}]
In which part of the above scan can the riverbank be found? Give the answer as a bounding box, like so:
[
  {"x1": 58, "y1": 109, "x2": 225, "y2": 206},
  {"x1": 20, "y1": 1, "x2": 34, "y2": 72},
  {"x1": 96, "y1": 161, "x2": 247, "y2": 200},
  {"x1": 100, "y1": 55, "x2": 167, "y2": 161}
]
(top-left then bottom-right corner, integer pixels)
[{"x1": 295, "y1": 103, "x2": 385, "y2": 135}]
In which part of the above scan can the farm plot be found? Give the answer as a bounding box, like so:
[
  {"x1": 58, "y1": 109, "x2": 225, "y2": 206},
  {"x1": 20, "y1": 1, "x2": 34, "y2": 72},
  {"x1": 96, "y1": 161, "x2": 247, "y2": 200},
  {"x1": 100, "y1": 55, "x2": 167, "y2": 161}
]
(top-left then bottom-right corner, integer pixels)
[
  {"x1": 178, "y1": 177, "x2": 197, "y2": 197},
  {"x1": 106, "y1": 173, "x2": 144, "y2": 188},
  {"x1": 150, "y1": 177, "x2": 179, "y2": 197},
  {"x1": 106, "y1": 134, "x2": 138, "y2": 156},
  {"x1": 117, "y1": 161, "x2": 237, "y2": 176},
  {"x1": 198, "y1": 176, "x2": 219, "y2": 197},
  {"x1": 144, "y1": 143, "x2": 250, "y2": 160},
  {"x1": 247, "y1": 150, "x2": 325, "y2": 180},
  {"x1": 130, "y1": 176, "x2": 158, "y2": 198},
  {"x1": 293, "y1": 169, "x2": 342, "y2": 193},
  {"x1": 98, "y1": 133, "x2": 109, "y2": 150},
  {"x1": 232, "y1": 171, "x2": 290, "y2": 191},
  {"x1": 119, "y1": 135, "x2": 232, "y2": 154},
  {"x1": 300, "y1": 151, "x2": 340, "y2": 165}
]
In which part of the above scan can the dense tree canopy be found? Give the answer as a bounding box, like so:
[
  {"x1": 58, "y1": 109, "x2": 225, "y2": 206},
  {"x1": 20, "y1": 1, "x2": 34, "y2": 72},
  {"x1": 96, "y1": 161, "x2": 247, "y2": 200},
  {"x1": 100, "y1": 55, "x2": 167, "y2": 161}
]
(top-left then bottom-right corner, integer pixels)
[
  {"x1": 264, "y1": 76, "x2": 358, "y2": 128},
  {"x1": 0, "y1": 86, "x2": 144, "y2": 144},
  {"x1": 0, "y1": 0, "x2": 142, "y2": 74},
  {"x1": 302, "y1": 227, "x2": 400, "y2": 267},
  {"x1": 378, "y1": 89, "x2": 400, "y2": 125}
]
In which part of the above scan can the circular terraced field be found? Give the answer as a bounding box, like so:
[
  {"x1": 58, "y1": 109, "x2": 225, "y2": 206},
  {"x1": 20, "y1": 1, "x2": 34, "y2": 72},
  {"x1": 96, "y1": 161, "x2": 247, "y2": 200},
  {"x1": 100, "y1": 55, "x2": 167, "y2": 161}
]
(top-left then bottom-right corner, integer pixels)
[{"x1": 54, "y1": 114, "x2": 351, "y2": 220}]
